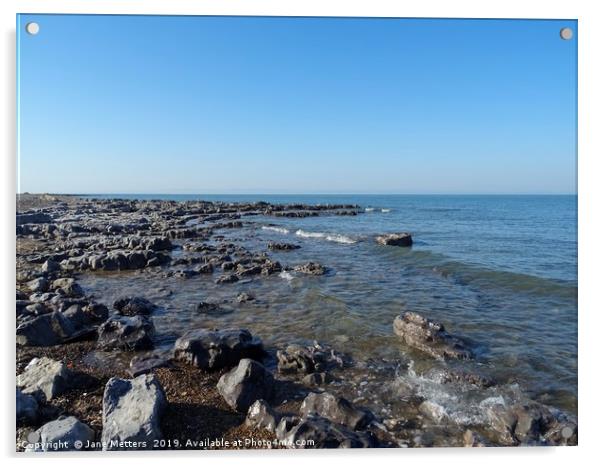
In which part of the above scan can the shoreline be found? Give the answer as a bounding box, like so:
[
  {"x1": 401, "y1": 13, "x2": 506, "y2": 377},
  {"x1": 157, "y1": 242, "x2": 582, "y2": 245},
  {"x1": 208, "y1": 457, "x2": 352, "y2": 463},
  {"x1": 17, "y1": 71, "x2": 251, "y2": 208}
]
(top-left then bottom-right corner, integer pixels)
[{"x1": 16, "y1": 194, "x2": 577, "y2": 450}]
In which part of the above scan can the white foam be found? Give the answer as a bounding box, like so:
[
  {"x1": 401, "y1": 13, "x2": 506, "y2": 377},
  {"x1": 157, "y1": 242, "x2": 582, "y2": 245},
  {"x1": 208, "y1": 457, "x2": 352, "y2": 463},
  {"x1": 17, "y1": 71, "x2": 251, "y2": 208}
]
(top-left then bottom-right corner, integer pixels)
[
  {"x1": 279, "y1": 271, "x2": 294, "y2": 281},
  {"x1": 365, "y1": 207, "x2": 375, "y2": 212},
  {"x1": 295, "y1": 229, "x2": 357, "y2": 244},
  {"x1": 381, "y1": 208, "x2": 391, "y2": 213},
  {"x1": 262, "y1": 225, "x2": 289, "y2": 234}
]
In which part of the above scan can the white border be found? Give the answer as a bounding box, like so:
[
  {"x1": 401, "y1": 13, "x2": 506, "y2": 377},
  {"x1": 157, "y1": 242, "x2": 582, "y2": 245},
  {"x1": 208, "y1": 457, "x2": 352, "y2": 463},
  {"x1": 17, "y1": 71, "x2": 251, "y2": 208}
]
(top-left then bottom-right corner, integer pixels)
[{"x1": 2, "y1": 1, "x2": 600, "y2": 465}]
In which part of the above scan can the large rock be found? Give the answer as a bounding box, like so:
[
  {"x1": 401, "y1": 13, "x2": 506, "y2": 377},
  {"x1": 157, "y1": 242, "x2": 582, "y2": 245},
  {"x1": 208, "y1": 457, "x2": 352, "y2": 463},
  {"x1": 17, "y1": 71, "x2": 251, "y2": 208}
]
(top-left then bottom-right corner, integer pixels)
[
  {"x1": 17, "y1": 357, "x2": 71, "y2": 401},
  {"x1": 277, "y1": 344, "x2": 326, "y2": 374},
  {"x1": 245, "y1": 399, "x2": 281, "y2": 432},
  {"x1": 375, "y1": 233, "x2": 413, "y2": 247},
  {"x1": 393, "y1": 312, "x2": 473, "y2": 360},
  {"x1": 113, "y1": 296, "x2": 159, "y2": 316},
  {"x1": 174, "y1": 328, "x2": 264, "y2": 370},
  {"x1": 16, "y1": 388, "x2": 38, "y2": 423},
  {"x1": 294, "y1": 262, "x2": 326, "y2": 275},
  {"x1": 25, "y1": 416, "x2": 95, "y2": 451},
  {"x1": 16, "y1": 311, "x2": 77, "y2": 346},
  {"x1": 17, "y1": 212, "x2": 52, "y2": 226},
  {"x1": 51, "y1": 278, "x2": 84, "y2": 297},
  {"x1": 97, "y1": 315, "x2": 155, "y2": 351},
  {"x1": 217, "y1": 359, "x2": 273, "y2": 412},
  {"x1": 276, "y1": 415, "x2": 377, "y2": 448},
  {"x1": 27, "y1": 277, "x2": 49, "y2": 293},
  {"x1": 299, "y1": 392, "x2": 374, "y2": 431},
  {"x1": 101, "y1": 374, "x2": 166, "y2": 450}
]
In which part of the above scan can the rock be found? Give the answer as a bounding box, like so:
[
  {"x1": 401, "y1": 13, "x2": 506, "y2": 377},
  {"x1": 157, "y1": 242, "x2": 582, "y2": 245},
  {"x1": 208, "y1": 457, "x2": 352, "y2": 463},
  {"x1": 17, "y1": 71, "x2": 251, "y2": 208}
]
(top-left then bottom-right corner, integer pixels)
[
  {"x1": 276, "y1": 344, "x2": 330, "y2": 374},
  {"x1": 196, "y1": 263, "x2": 213, "y2": 274},
  {"x1": 16, "y1": 388, "x2": 38, "y2": 423},
  {"x1": 174, "y1": 328, "x2": 264, "y2": 370},
  {"x1": 41, "y1": 259, "x2": 61, "y2": 273},
  {"x1": 236, "y1": 292, "x2": 255, "y2": 303},
  {"x1": 101, "y1": 374, "x2": 166, "y2": 450},
  {"x1": 196, "y1": 301, "x2": 223, "y2": 314},
  {"x1": 463, "y1": 429, "x2": 490, "y2": 447},
  {"x1": 16, "y1": 311, "x2": 77, "y2": 346},
  {"x1": 97, "y1": 315, "x2": 155, "y2": 351},
  {"x1": 17, "y1": 357, "x2": 71, "y2": 401},
  {"x1": 27, "y1": 277, "x2": 49, "y2": 293},
  {"x1": 294, "y1": 262, "x2": 326, "y2": 275},
  {"x1": 113, "y1": 296, "x2": 158, "y2": 316},
  {"x1": 375, "y1": 233, "x2": 413, "y2": 247},
  {"x1": 277, "y1": 415, "x2": 377, "y2": 448},
  {"x1": 25, "y1": 416, "x2": 95, "y2": 451},
  {"x1": 392, "y1": 312, "x2": 473, "y2": 360},
  {"x1": 217, "y1": 359, "x2": 274, "y2": 413},
  {"x1": 425, "y1": 367, "x2": 494, "y2": 388},
  {"x1": 51, "y1": 278, "x2": 84, "y2": 297},
  {"x1": 268, "y1": 242, "x2": 300, "y2": 251},
  {"x1": 302, "y1": 372, "x2": 331, "y2": 386},
  {"x1": 245, "y1": 399, "x2": 281, "y2": 432},
  {"x1": 419, "y1": 400, "x2": 448, "y2": 423},
  {"x1": 215, "y1": 274, "x2": 239, "y2": 285},
  {"x1": 128, "y1": 353, "x2": 171, "y2": 377},
  {"x1": 299, "y1": 392, "x2": 374, "y2": 430},
  {"x1": 17, "y1": 212, "x2": 52, "y2": 225}
]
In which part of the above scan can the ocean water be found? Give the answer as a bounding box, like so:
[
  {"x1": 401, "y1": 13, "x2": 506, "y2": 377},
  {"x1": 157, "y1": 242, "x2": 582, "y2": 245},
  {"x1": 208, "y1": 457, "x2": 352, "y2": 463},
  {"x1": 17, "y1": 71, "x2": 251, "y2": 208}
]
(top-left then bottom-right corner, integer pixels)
[{"x1": 81, "y1": 194, "x2": 578, "y2": 421}]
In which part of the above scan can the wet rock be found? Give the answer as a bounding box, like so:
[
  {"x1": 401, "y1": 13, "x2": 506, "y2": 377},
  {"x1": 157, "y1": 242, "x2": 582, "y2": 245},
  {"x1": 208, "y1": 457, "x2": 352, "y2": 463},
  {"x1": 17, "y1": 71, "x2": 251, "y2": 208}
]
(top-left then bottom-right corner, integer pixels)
[
  {"x1": 425, "y1": 367, "x2": 494, "y2": 388},
  {"x1": 17, "y1": 357, "x2": 72, "y2": 401},
  {"x1": 419, "y1": 400, "x2": 448, "y2": 424},
  {"x1": 276, "y1": 344, "x2": 335, "y2": 374},
  {"x1": 375, "y1": 232, "x2": 413, "y2": 247},
  {"x1": 25, "y1": 416, "x2": 95, "y2": 451},
  {"x1": 463, "y1": 429, "x2": 490, "y2": 447},
  {"x1": 97, "y1": 315, "x2": 155, "y2": 351},
  {"x1": 392, "y1": 312, "x2": 474, "y2": 360},
  {"x1": 196, "y1": 263, "x2": 213, "y2": 274},
  {"x1": 101, "y1": 374, "x2": 166, "y2": 450},
  {"x1": 268, "y1": 242, "x2": 300, "y2": 251},
  {"x1": 113, "y1": 296, "x2": 159, "y2": 316},
  {"x1": 27, "y1": 277, "x2": 49, "y2": 293},
  {"x1": 236, "y1": 292, "x2": 255, "y2": 303},
  {"x1": 245, "y1": 399, "x2": 281, "y2": 432},
  {"x1": 261, "y1": 259, "x2": 283, "y2": 276},
  {"x1": 217, "y1": 359, "x2": 274, "y2": 412},
  {"x1": 215, "y1": 274, "x2": 239, "y2": 285},
  {"x1": 16, "y1": 311, "x2": 77, "y2": 346},
  {"x1": 51, "y1": 278, "x2": 84, "y2": 297},
  {"x1": 294, "y1": 262, "x2": 326, "y2": 275},
  {"x1": 16, "y1": 388, "x2": 38, "y2": 423},
  {"x1": 128, "y1": 353, "x2": 171, "y2": 377},
  {"x1": 174, "y1": 328, "x2": 264, "y2": 370},
  {"x1": 299, "y1": 392, "x2": 374, "y2": 431},
  {"x1": 277, "y1": 415, "x2": 377, "y2": 448},
  {"x1": 236, "y1": 264, "x2": 263, "y2": 277},
  {"x1": 302, "y1": 372, "x2": 332, "y2": 386},
  {"x1": 41, "y1": 259, "x2": 61, "y2": 274}
]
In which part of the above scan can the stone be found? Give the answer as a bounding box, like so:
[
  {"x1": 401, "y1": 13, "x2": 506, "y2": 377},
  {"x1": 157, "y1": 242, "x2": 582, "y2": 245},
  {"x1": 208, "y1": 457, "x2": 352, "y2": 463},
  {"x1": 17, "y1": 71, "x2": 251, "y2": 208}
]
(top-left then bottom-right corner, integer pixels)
[
  {"x1": 294, "y1": 262, "x2": 326, "y2": 275},
  {"x1": 463, "y1": 429, "x2": 490, "y2": 447},
  {"x1": 17, "y1": 212, "x2": 52, "y2": 225},
  {"x1": 113, "y1": 296, "x2": 158, "y2": 316},
  {"x1": 217, "y1": 359, "x2": 274, "y2": 413},
  {"x1": 128, "y1": 353, "x2": 171, "y2": 377},
  {"x1": 101, "y1": 374, "x2": 166, "y2": 450},
  {"x1": 276, "y1": 344, "x2": 327, "y2": 375},
  {"x1": 27, "y1": 277, "x2": 49, "y2": 293},
  {"x1": 174, "y1": 328, "x2": 264, "y2": 370},
  {"x1": 236, "y1": 292, "x2": 255, "y2": 303},
  {"x1": 419, "y1": 400, "x2": 448, "y2": 424},
  {"x1": 299, "y1": 392, "x2": 374, "y2": 431},
  {"x1": 17, "y1": 357, "x2": 71, "y2": 401},
  {"x1": 268, "y1": 242, "x2": 300, "y2": 251},
  {"x1": 26, "y1": 416, "x2": 95, "y2": 451},
  {"x1": 41, "y1": 259, "x2": 61, "y2": 273},
  {"x1": 196, "y1": 301, "x2": 223, "y2": 314},
  {"x1": 16, "y1": 312, "x2": 77, "y2": 346},
  {"x1": 393, "y1": 312, "x2": 474, "y2": 360},
  {"x1": 302, "y1": 372, "x2": 332, "y2": 386},
  {"x1": 375, "y1": 233, "x2": 413, "y2": 247},
  {"x1": 245, "y1": 399, "x2": 281, "y2": 432},
  {"x1": 215, "y1": 274, "x2": 239, "y2": 285},
  {"x1": 277, "y1": 415, "x2": 377, "y2": 448},
  {"x1": 97, "y1": 315, "x2": 155, "y2": 351},
  {"x1": 16, "y1": 388, "x2": 38, "y2": 423},
  {"x1": 51, "y1": 278, "x2": 84, "y2": 297}
]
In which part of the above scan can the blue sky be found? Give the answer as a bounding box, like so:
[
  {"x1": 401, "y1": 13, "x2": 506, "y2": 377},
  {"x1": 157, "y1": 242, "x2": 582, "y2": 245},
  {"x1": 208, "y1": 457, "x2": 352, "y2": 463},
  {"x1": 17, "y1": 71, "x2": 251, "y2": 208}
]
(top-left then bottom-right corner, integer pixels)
[{"x1": 17, "y1": 15, "x2": 577, "y2": 194}]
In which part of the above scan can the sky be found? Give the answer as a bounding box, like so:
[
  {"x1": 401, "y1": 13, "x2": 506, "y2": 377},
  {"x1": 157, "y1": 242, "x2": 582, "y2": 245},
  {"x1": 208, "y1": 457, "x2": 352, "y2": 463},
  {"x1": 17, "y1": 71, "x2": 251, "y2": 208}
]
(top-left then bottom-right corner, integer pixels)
[{"x1": 17, "y1": 15, "x2": 577, "y2": 194}]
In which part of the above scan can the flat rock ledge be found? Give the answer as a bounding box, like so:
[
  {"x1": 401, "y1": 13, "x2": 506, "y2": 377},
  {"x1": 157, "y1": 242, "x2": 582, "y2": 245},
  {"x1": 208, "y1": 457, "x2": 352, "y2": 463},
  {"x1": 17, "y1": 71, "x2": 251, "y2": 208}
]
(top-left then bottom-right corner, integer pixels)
[
  {"x1": 101, "y1": 374, "x2": 166, "y2": 450},
  {"x1": 393, "y1": 312, "x2": 474, "y2": 360},
  {"x1": 174, "y1": 328, "x2": 264, "y2": 370}
]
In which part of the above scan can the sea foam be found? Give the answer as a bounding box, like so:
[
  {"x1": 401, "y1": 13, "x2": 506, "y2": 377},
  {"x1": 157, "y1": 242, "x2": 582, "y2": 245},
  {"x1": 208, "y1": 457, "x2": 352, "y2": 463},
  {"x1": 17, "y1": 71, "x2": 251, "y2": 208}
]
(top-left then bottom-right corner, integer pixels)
[
  {"x1": 295, "y1": 229, "x2": 357, "y2": 244},
  {"x1": 261, "y1": 225, "x2": 290, "y2": 234}
]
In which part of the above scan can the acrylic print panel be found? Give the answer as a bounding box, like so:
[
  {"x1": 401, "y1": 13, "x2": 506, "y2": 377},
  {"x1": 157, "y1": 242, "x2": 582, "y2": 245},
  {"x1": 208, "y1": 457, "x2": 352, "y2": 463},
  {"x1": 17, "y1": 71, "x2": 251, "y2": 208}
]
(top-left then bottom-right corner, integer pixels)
[{"x1": 16, "y1": 15, "x2": 577, "y2": 451}]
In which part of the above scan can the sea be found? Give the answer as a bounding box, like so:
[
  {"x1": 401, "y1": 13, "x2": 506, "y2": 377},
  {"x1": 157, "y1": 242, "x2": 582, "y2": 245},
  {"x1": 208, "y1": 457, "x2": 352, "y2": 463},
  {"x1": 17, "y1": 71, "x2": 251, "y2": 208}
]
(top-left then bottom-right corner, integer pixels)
[{"x1": 80, "y1": 194, "x2": 578, "y2": 427}]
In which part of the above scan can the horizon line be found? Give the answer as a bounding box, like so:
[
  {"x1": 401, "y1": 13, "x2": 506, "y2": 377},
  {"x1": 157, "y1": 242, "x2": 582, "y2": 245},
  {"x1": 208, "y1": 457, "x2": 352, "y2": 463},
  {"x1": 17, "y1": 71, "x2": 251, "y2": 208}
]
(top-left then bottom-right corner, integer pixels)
[{"x1": 18, "y1": 192, "x2": 577, "y2": 196}]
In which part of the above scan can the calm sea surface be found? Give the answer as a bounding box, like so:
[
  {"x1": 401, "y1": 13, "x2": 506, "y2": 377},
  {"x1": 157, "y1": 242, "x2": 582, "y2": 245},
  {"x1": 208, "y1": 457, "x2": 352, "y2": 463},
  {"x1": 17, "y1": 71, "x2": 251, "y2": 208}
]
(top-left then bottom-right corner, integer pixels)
[{"x1": 81, "y1": 194, "x2": 577, "y2": 420}]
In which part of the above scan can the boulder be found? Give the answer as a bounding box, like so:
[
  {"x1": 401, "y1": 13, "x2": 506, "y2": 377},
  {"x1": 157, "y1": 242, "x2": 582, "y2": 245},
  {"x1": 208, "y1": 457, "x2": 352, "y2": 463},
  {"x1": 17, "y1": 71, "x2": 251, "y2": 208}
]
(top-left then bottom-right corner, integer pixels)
[
  {"x1": 97, "y1": 315, "x2": 155, "y2": 351},
  {"x1": 375, "y1": 233, "x2": 413, "y2": 247},
  {"x1": 16, "y1": 312, "x2": 78, "y2": 346},
  {"x1": 25, "y1": 416, "x2": 95, "y2": 451},
  {"x1": 27, "y1": 277, "x2": 49, "y2": 293},
  {"x1": 128, "y1": 353, "x2": 171, "y2": 377},
  {"x1": 294, "y1": 262, "x2": 326, "y2": 275},
  {"x1": 277, "y1": 415, "x2": 377, "y2": 448},
  {"x1": 16, "y1": 388, "x2": 38, "y2": 423},
  {"x1": 51, "y1": 278, "x2": 84, "y2": 297},
  {"x1": 299, "y1": 392, "x2": 374, "y2": 431},
  {"x1": 392, "y1": 312, "x2": 473, "y2": 360},
  {"x1": 245, "y1": 399, "x2": 281, "y2": 432},
  {"x1": 41, "y1": 259, "x2": 61, "y2": 274},
  {"x1": 217, "y1": 359, "x2": 274, "y2": 413},
  {"x1": 236, "y1": 292, "x2": 255, "y2": 303},
  {"x1": 215, "y1": 274, "x2": 239, "y2": 285},
  {"x1": 113, "y1": 296, "x2": 158, "y2": 316},
  {"x1": 101, "y1": 374, "x2": 166, "y2": 450},
  {"x1": 276, "y1": 344, "x2": 329, "y2": 374},
  {"x1": 17, "y1": 357, "x2": 71, "y2": 401},
  {"x1": 174, "y1": 328, "x2": 264, "y2": 370}
]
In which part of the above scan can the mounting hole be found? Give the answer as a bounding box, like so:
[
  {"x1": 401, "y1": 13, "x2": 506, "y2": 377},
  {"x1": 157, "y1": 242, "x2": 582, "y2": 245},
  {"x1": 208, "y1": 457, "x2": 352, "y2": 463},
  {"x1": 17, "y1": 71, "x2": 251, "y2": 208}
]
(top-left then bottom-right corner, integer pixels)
[
  {"x1": 559, "y1": 27, "x2": 573, "y2": 40},
  {"x1": 25, "y1": 22, "x2": 40, "y2": 35}
]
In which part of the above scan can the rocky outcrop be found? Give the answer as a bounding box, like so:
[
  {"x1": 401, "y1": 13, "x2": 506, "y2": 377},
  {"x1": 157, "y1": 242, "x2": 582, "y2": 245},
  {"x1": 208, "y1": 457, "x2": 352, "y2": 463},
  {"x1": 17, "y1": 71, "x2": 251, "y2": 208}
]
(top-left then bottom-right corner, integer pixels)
[
  {"x1": 17, "y1": 357, "x2": 72, "y2": 401},
  {"x1": 217, "y1": 359, "x2": 274, "y2": 412},
  {"x1": 268, "y1": 242, "x2": 300, "y2": 251},
  {"x1": 174, "y1": 328, "x2": 264, "y2": 370},
  {"x1": 26, "y1": 416, "x2": 95, "y2": 451},
  {"x1": 375, "y1": 233, "x2": 413, "y2": 247},
  {"x1": 294, "y1": 262, "x2": 326, "y2": 275},
  {"x1": 101, "y1": 374, "x2": 166, "y2": 450},
  {"x1": 97, "y1": 315, "x2": 155, "y2": 351},
  {"x1": 17, "y1": 212, "x2": 52, "y2": 226},
  {"x1": 393, "y1": 312, "x2": 473, "y2": 360},
  {"x1": 299, "y1": 392, "x2": 374, "y2": 431},
  {"x1": 276, "y1": 343, "x2": 343, "y2": 375}
]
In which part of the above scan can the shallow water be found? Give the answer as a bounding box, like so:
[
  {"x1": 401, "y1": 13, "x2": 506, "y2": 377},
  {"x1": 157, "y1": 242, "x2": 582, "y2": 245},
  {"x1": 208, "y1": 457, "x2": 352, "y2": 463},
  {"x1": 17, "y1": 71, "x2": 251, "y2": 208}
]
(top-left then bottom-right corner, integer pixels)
[{"x1": 80, "y1": 194, "x2": 577, "y2": 423}]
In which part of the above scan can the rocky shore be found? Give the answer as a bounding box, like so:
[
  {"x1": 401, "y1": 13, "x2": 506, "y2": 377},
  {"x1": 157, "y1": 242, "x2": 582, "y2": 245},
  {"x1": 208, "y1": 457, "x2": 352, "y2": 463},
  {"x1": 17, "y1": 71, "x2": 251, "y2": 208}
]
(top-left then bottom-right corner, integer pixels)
[{"x1": 16, "y1": 194, "x2": 577, "y2": 450}]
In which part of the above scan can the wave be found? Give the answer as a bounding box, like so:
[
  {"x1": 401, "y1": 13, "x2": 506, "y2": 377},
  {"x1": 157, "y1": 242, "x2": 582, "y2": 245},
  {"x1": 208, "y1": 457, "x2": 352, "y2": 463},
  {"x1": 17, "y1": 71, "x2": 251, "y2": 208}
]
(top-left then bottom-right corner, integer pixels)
[
  {"x1": 279, "y1": 271, "x2": 294, "y2": 281},
  {"x1": 365, "y1": 207, "x2": 375, "y2": 212},
  {"x1": 261, "y1": 225, "x2": 289, "y2": 234},
  {"x1": 381, "y1": 208, "x2": 391, "y2": 213},
  {"x1": 295, "y1": 229, "x2": 358, "y2": 244}
]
